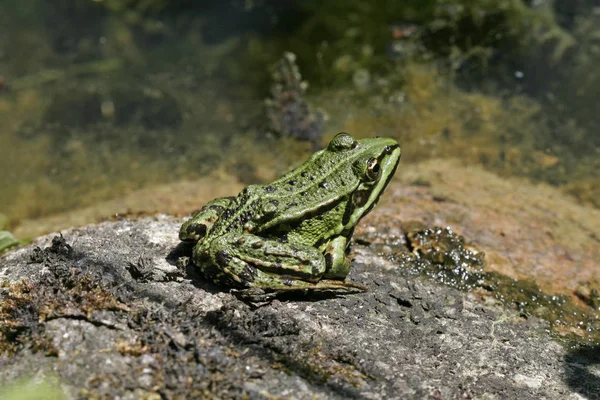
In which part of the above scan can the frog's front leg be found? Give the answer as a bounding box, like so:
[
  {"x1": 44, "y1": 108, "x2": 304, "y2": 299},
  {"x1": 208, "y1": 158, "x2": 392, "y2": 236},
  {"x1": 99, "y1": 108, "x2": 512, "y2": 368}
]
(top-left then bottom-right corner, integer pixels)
[
  {"x1": 322, "y1": 235, "x2": 351, "y2": 280},
  {"x1": 179, "y1": 197, "x2": 234, "y2": 241},
  {"x1": 198, "y1": 233, "x2": 327, "y2": 289}
]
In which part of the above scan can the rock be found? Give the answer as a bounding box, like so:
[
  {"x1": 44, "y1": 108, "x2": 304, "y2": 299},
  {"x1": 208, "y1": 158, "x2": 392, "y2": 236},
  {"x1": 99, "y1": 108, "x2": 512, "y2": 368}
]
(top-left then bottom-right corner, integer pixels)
[{"x1": 1, "y1": 215, "x2": 598, "y2": 399}]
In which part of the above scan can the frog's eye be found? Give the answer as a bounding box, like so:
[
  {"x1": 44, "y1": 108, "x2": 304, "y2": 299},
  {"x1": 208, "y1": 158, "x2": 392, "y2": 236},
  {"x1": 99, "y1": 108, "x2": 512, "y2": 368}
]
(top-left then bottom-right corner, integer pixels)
[
  {"x1": 365, "y1": 158, "x2": 380, "y2": 181},
  {"x1": 329, "y1": 132, "x2": 358, "y2": 152}
]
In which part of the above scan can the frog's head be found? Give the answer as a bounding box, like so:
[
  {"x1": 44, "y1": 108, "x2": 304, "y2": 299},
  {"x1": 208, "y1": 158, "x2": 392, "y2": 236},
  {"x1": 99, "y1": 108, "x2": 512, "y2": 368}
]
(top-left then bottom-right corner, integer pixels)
[{"x1": 327, "y1": 132, "x2": 401, "y2": 229}]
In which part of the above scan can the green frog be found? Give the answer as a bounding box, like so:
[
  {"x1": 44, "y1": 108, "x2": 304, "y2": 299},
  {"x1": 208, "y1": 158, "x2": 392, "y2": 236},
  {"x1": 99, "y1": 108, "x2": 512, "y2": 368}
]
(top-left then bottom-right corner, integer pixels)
[{"x1": 179, "y1": 132, "x2": 401, "y2": 292}]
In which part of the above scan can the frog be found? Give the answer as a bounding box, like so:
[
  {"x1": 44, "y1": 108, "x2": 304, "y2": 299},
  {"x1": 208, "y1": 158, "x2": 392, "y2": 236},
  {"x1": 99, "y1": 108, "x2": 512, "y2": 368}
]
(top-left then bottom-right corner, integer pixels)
[{"x1": 179, "y1": 132, "x2": 401, "y2": 293}]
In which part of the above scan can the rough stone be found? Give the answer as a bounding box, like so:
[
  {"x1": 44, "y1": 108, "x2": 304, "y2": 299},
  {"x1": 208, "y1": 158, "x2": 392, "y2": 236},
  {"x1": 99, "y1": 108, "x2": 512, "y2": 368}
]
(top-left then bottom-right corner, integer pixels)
[{"x1": 1, "y1": 215, "x2": 598, "y2": 399}]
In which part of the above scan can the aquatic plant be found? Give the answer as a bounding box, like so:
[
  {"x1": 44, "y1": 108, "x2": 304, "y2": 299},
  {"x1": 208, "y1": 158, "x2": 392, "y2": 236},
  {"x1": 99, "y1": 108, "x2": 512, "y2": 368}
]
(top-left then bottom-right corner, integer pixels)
[{"x1": 0, "y1": 231, "x2": 19, "y2": 253}]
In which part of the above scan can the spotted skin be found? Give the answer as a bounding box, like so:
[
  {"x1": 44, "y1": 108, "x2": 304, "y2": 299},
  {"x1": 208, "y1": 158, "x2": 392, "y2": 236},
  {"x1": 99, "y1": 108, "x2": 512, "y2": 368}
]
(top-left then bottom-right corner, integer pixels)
[{"x1": 179, "y1": 132, "x2": 401, "y2": 291}]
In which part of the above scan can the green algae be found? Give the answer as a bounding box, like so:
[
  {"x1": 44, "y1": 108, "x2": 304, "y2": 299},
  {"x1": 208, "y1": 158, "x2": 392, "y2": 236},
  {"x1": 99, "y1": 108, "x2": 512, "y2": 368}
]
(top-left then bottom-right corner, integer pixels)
[{"x1": 0, "y1": 377, "x2": 66, "y2": 400}]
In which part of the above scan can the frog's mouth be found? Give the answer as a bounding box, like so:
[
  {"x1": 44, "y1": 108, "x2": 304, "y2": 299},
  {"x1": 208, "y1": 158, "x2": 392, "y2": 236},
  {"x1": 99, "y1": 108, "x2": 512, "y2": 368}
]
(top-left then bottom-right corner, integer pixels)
[{"x1": 377, "y1": 144, "x2": 401, "y2": 193}]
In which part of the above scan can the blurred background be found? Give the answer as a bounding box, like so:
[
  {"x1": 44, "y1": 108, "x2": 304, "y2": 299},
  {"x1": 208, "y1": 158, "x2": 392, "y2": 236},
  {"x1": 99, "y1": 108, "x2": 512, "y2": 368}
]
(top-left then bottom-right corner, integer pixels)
[{"x1": 0, "y1": 0, "x2": 598, "y2": 239}]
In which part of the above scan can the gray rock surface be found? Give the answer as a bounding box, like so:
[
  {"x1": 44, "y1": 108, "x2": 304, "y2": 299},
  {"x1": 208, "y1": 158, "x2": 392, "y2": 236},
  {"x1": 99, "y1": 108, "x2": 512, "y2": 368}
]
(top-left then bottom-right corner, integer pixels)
[{"x1": 0, "y1": 215, "x2": 598, "y2": 399}]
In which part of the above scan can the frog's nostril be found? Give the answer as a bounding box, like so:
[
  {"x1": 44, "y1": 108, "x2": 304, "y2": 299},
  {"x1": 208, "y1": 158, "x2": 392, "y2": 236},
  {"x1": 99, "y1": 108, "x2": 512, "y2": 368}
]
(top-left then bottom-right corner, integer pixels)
[{"x1": 384, "y1": 144, "x2": 400, "y2": 154}]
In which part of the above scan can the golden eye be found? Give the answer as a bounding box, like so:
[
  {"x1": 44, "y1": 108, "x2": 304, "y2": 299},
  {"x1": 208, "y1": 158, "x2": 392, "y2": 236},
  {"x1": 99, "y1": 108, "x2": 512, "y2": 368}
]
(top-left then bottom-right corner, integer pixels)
[{"x1": 366, "y1": 158, "x2": 380, "y2": 181}]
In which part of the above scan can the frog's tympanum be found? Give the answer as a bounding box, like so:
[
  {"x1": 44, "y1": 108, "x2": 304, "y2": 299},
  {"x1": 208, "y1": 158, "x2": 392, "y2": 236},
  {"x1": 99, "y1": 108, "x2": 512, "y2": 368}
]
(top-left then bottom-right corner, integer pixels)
[{"x1": 180, "y1": 132, "x2": 401, "y2": 292}]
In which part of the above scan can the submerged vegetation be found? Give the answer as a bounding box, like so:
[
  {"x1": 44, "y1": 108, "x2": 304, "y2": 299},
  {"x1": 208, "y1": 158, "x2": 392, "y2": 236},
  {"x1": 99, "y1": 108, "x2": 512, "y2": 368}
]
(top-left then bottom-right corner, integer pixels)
[{"x1": 0, "y1": 0, "x2": 598, "y2": 232}]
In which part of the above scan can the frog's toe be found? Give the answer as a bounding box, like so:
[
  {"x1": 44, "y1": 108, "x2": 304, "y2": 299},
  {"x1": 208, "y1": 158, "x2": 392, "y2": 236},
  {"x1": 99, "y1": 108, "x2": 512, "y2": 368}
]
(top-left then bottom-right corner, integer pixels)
[{"x1": 231, "y1": 287, "x2": 278, "y2": 303}]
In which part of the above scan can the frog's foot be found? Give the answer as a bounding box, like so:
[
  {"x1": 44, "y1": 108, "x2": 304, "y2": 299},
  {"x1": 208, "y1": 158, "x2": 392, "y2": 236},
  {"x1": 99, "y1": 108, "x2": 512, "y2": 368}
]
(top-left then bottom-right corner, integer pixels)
[
  {"x1": 230, "y1": 287, "x2": 279, "y2": 304},
  {"x1": 232, "y1": 279, "x2": 367, "y2": 304},
  {"x1": 306, "y1": 279, "x2": 368, "y2": 293},
  {"x1": 242, "y1": 281, "x2": 366, "y2": 304},
  {"x1": 179, "y1": 196, "x2": 235, "y2": 241},
  {"x1": 248, "y1": 278, "x2": 367, "y2": 293}
]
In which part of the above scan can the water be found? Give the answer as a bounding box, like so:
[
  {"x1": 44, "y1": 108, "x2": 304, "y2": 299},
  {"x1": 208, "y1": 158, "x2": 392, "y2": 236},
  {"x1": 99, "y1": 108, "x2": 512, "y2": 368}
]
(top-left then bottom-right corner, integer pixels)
[{"x1": 0, "y1": 0, "x2": 598, "y2": 235}]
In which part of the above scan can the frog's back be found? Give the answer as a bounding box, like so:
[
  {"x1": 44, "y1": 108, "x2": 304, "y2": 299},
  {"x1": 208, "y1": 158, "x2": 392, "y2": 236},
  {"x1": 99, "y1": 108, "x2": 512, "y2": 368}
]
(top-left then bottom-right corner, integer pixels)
[{"x1": 205, "y1": 132, "x2": 400, "y2": 242}]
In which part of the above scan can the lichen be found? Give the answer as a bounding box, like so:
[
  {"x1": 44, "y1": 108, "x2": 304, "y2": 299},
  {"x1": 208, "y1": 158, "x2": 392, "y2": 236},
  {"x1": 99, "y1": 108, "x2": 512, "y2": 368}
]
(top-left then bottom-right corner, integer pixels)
[{"x1": 0, "y1": 236, "x2": 129, "y2": 355}]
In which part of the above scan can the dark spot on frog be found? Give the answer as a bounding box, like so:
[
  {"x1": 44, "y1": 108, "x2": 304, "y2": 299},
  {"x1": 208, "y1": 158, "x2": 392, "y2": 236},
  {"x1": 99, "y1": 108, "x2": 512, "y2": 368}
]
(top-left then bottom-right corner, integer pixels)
[
  {"x1": 264, "y1": 185, "x2": 276, "y2": 193},
  {"x1": 301, "y1": 171, "x2": 308, "y2": 178},
  {"x1": 272, "y1": 261, "x2": 283, "y2": 271},
  {"x1": 313, "y1": 237, "x2": 327, "y2": 249},
  {"x1": 319, "y1": 181, "x2": 329, "y2": 189},
  {"x1": 262, "y1": 199, "x2": 280, "y2": 215},
  {"x1": 215, "y1": 250, "x2": 232, "y2": 267},
  {"x1": 190, "y1": 223, "x2": 207, "y2": 237},
  {"x1": 312, "y1": 264, "x2": 321, "y2": 275},
  {"x1": 239, "y1": 211, "x2": 253, "y2": 224},
  {"x1": 239, "y1": 188, "x2": 252, "y2": 203},
  {"x1": 352, "y1": 190, "x2": 370, "y2": 207},
  {"x1": 222, "y1": 209, "x2": 233, "y2": 219},
  {"x1": 324, "y1": 252, "x2": 333, "y2": 270},
  {"x1": 299, "y1": 257, "x2": 310, "y2": 265},
  {"x1": 285, "y1": 202, "x2": 298, "y2": 211},
  {"x1": 279, "y1": 234, "x2": 288, "y2": 243},
  {"x1": 251, "y1": 241, "x2": 263, "y2": 249},
  {"x1": 287, "y1": 180, "x2": 297, "y2": 186},
  {"x1": 289, "y1": 245, "x2": 298, "y2": 256},
  {"x1": 300, "y1": 191, "x2": 308, "y2": 196},
  {"x1": 240, "y1": 265, "x2": 257, "y2": 282},
  {"x1": 208, "y1": 205, "x2": 224, "y2": 212}
]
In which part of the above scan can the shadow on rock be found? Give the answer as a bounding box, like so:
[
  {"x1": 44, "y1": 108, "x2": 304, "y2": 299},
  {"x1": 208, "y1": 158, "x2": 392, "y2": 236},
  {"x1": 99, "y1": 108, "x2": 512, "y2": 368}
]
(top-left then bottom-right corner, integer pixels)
[
  {"x1": 205, "y1": 301, "x2": 368, "y2": 398},
  {"x1": 564, "y1": 344, "x2": 600, "y2": 400},
  {"x1": 165, "y1": 242, "x2": 224, "y2": 294}
]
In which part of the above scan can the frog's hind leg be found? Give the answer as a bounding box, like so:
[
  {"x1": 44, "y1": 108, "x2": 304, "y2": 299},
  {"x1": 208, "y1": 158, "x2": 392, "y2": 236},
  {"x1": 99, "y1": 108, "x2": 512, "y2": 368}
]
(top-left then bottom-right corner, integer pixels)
[
  {"x1": 179, "y1": 197, "x2": 235, "y2": 241},
  {"x1": 206, "y1": 232, "x2": 326, "y2": 289}
]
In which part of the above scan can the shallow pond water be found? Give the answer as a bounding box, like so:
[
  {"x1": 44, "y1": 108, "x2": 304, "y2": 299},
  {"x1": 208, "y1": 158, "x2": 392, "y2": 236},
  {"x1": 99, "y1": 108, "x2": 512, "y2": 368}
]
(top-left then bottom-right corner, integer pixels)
[{"x1": 1, "y1": 0, "x2": 598, "y2": 233}]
